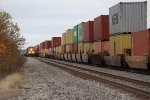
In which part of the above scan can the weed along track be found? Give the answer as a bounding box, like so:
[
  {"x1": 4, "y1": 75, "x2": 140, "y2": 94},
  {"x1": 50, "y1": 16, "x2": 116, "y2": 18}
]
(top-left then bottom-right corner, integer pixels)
[{"x1": 35, "y1": 57, "x2": 150, "y2": 99}]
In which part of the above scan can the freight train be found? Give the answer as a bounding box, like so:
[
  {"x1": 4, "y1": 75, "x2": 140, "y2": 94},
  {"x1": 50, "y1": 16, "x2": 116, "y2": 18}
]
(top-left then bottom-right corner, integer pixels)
[
  {"x1": 26, "y1": 46, "x2": 35, "y2": 56},
  {"x1": 27, "y1": 1, "x2": 150, "y2": 71}
]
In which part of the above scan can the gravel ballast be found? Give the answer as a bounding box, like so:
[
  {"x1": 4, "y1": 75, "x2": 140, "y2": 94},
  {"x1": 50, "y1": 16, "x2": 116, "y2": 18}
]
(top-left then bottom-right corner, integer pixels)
[{"x1": 9, "y1": 58, "x2": 147, "y2": 100}]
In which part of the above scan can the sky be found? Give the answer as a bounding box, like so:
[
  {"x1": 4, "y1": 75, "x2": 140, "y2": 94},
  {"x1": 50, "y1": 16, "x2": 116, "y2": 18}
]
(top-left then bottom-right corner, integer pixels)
[{"x1": 0, "y1": 0, "x2": 150, "y2": 49}]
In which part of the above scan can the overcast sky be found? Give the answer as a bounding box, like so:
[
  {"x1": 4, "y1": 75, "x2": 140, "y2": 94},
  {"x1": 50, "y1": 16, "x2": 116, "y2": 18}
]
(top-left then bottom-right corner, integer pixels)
[{"x1": 1, "y1": 0, "x2": 150, "y2": 49}]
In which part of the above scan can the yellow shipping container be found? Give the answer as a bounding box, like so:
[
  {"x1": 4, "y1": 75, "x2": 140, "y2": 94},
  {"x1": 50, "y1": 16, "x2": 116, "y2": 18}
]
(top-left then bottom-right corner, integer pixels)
[
  {"x1": 66, "y1": 29, "x2": 74, "y2": 44},
  {"x1": 56, "y1": 46, "x2": 61, "y2": 55},
  {"x1": 45, "y1": 49, "x2": 50, "y2": 55},
  {"x1": 109, "y1": 34, "x2": 131, "y2": 56},
  {"x1": 62, "y1": 32, "x2": 66, "y2": 45},
  {"x1": 84, "y1": 43, "x2": 94, "y2": 54},
  {"x1": 78, "y1": 42, "x2": 84, "y2": 53},
  {"x1": 69, "y1": 29, "x2": 74, "y2": 44},
  {"x1": 66, "y1": 44, "x2": 71, "y2": 53}
]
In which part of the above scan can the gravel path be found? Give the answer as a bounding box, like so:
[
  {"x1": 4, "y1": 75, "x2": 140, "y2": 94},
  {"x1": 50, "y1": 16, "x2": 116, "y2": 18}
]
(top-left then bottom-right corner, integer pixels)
[{"x1": 9, "y1": 58, "x2": 147, "y2": 100}]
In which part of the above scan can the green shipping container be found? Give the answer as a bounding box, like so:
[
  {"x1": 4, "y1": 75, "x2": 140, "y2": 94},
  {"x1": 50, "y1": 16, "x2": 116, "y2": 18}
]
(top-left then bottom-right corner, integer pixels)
[{"x1": 73, "y1": 25, "x2": 78, "y2": 43}]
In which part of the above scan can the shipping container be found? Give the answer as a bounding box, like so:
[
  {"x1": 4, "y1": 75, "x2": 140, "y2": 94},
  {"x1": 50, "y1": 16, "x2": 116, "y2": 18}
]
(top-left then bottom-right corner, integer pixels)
[
  {"x1": 61, "y1": 32, "x2": 66, "y2": 45},
  {"x1": 73, "y1": 25, "x2": 78, "y2": 43},
  {"x1": 109, "y1": 2, "x2": 147, "y2": 34},
  {"x1": 52, "y1": 37, "x2": 61, "y2": 47},
  {"x1": 66, "y1": 29, "x2": 74, "y2": 44},
  {"x1": 94, "y1": 15, "x2": 109, "y2": 41},
  {"x1": 61, "y1": 45, "x2": 66, "y2": 54},
  {"x1": 94, "y1": 42, "x2": 101, "y2": 53},
  {"x1": 70, "y1": 43, "x2": 78, "y2": 53},
  {"x1": 45, "y1": 49, "x2": 50, "y2": 55},
  {"x1": 70, "y1": 43, "x2": 74, "y2": 53},
  {"x1": 83, "y1": 21, "x2": 94, "y2": 42},
  {"x1": 78, "y1": 42, "x2": 84, "y2": 53},
  {"x1": 74, "y1": 43, "x2": 78, "y2": 53},
  {"x1": 78, "y1": 22, "x2": 85, "y2": 42},
  {"x1": 132, "y1": 28, "x2": 150, "y2": 56},
  {"x1": 101, "y1": 41, "x2": 109, "y2": 52},
  {"x1": 34, "y1": 45, "x2": 39, "y2": 51},
  {"x1": 66, "y1": 44, "x2": 71, "y2": 53},
  {"x1": 39, "y1": 42, "x2": 46, "y2": 54},
  {"x1": 45, "y1": 40, "x2": 52, "y2": 49},
  {"x1": 83, "y1": 43, "x2": 94, "y2": 54},
  {"x1": 70, "y1": 29, "x2": 74, "y2": 44},
  {"x1": 50, "y1": 47, "x2": 56, "y2": 55},
  {"x1": 109, "y1": 34, "x2": 131, "y2": 56},
  {"x1": 56, "y1": 46, "x2": 61, "y2": 55}
]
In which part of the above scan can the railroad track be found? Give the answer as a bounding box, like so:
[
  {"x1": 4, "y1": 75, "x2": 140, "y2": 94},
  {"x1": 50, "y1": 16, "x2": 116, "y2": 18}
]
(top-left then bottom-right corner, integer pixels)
[{"x1": 35, "y1": 57, "x2": 150, "y2": 99}]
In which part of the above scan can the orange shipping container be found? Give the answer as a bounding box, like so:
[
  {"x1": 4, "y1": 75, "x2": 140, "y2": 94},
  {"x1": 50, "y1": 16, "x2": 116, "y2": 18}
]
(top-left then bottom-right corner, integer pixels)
[{"x1": 132, "y1": 28, "x2": 150, "y2": 56}]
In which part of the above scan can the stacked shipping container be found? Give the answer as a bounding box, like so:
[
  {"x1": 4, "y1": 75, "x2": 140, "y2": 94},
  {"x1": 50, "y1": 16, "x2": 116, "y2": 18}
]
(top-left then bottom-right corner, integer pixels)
[
  {"x1": 93, "y1": 15, "x2": 109, "y2": 54},
  {"x1": 109, "y1": 34, "x2": 131, "y2": 56},
  {"x1": 35, "y1": 1, "x2": 148, "y2": 64},
  {"x1": 109, "y1": 2, "x2": 147, "y2": 56},
  {"x1": 94, "y1": 15, "x2": 109, "y2": 41},
  {"x1": 45, "y1": 40, "x2": 52, "y2": 55},
  {"x1": 83, "y1": 21, "x2": 94, "y2": 42},
  {"x1": 132, "y1": 28, "x2": 150, "y2": 56}
]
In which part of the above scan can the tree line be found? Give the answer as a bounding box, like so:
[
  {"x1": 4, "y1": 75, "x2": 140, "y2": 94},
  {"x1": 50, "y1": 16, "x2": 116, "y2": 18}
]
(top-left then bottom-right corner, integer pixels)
[{"x1": 0, "y1": 10, "x2": 25, "y2": 79}]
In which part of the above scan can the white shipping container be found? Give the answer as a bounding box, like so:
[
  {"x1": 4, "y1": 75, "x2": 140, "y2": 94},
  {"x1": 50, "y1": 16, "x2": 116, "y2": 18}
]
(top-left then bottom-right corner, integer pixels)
[
  {"x1": 109, "y1": 1, "x2": 147, "y2": 34},
  {"x1": 78, "y1": 22, "x2": 85, "y2": 42}
]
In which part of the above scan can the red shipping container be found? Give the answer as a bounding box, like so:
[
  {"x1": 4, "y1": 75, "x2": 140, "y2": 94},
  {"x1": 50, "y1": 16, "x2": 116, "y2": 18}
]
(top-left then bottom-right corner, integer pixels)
[
  {"x1": 73, "y1": 43, "x2": 78, "y2": 53},
  {"x1": 42, "y1": 42, "x2": 46, "y2": 49},
  {"x1": 83, "y1": 21, "x2": 94, "y2": 42},
  {"x1": 101, "y1": 41, "x2": 109, "y2": 52},
  {"x1": 39, "y1": 43, "x2": 42, "y2": 50},
  {"x1": 70, "y1": 43, "x2": 78, "y2": 53},
  {"x1": 52, "y1": 37, "x2": 61, "y2": 47},
  {"x1": 45, "y1": 40, "x2": 52, "y2": 49},
  {"x1": 40, "y1": 42, "x2": 45, "y2": 50},
  {"x1": 94, "y1": 15, "x2": 109, "y2": 41},
  {"x1": 132, "y1": 28, "x2": 150, "y2": 56}
]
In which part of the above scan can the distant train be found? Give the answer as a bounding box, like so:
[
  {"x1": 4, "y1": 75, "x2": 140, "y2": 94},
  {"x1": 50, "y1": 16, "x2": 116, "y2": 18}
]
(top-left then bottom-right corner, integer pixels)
[{"x1": 26, "y1": 46, "x2": 36, "y2": 57}]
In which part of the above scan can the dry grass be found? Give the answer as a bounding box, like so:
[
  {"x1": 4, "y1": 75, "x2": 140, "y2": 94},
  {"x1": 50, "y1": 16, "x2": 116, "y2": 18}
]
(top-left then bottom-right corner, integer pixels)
[{"x1": 0, "y1": 73, "x2": 23, "y2": 100}]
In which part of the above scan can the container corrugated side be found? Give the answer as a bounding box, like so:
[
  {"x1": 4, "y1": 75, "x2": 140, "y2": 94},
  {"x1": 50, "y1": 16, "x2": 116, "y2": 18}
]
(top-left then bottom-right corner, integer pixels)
[
  {"x1": 94, "y1": 15, "x2": 109, "y2": 41},
  {"x1": 73, "y1": 25, "x2": 78, "y2": 43},
  {"x1": 78, "y1": 42, "x2": 84, "y2": 53},
  {"x1": 83, "y1": 43, "x2": 94, "y2": 54},
  {"x1": 132, "y1": 28, "x2": 150, "y2": 56},
  {"x1": 45, "y1": 40, "x2": 52, "y2": 49},
  {"x1": 69, "y1": 29, "x2": 74, "y2": 44},
  {"x1": 45, "y1": 49, "x2": 50, "y2": 55},
  {"x1": 101, "y1": 41, "x2": 109, "y2": 52},
  {"x1": 56, "y1": 46, "x2": 61, "y2": 55},
  {"x1": 66, "y1": 29, "x2": 69, "y2": 44},
  {"x1": 109, "y1": 34, "x2": 131, "y2": 56},
  {"x1": 66, "y1": 44, "x2": 71, "y2": 53},
  {"x1": 94, "y1": 42, "x2": 101, "y2": 53},
  {"x1": 61, "y1": 45, "x2": 66, "y2": 54},
  {"x1": 52, "y1": 37, "x2": 61, "y2": 47},
  {"x1": 78, "y1": 22, "x2": 85, "y2": 42},
  {"x1": 83, "y1": 21, "x2": 94, "y2": 42},
  {"x1": 109, "y1": 2, "x2": 147, "y2": 34},
  {"x1": 74, "y1": 43, "x2": 78, "y2": 53},
  {"x1": 66, "y1": 29, "x2": 73, "y2": 44},
  {"x1": 62, "y1": 33, "x2": 66, "y2": 45}
]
